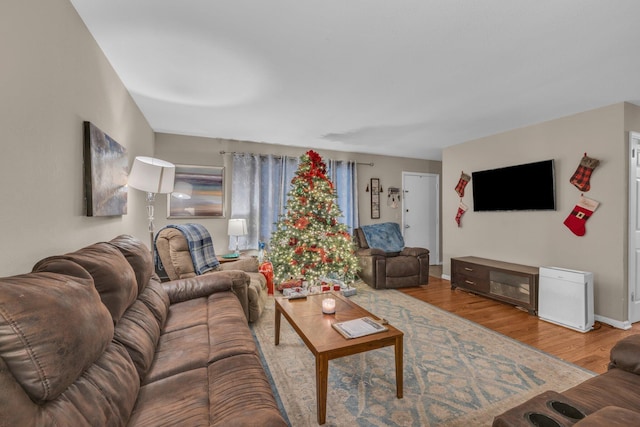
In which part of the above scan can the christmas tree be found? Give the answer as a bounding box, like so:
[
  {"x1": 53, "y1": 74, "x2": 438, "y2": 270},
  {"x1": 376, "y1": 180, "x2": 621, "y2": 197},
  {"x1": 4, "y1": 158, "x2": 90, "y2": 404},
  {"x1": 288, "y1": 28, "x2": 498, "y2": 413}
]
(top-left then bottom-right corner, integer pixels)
[{"x1": 269, "y1": 150, "x2": 360, "y2": 285}]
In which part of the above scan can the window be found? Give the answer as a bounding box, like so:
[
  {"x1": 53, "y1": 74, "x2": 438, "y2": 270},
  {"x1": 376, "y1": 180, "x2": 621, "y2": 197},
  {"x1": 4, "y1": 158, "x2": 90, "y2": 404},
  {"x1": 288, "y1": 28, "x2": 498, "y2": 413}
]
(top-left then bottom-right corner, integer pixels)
[{"x1": 230, "y1": 153, "x2": 358, "y2": 250}]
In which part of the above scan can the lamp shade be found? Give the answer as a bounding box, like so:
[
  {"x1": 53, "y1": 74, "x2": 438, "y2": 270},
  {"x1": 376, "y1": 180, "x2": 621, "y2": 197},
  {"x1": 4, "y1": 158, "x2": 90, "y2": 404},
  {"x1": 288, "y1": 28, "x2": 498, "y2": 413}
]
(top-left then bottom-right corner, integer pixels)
[
  {"x1": 171, "y1": 181, "x2": 192, "y2": 199},
  {"x1": 128, "y1": 156, "x2": 175, "y2": 194},
  {"x1": 228, "y1": 218, "x2": 248, "y2": 236}
]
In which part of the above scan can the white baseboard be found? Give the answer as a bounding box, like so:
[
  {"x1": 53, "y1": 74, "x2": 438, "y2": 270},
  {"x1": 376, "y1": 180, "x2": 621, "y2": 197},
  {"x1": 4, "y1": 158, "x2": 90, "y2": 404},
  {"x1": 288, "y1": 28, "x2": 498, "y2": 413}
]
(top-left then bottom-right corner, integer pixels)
[
  {"x1": 595, "y1": 314, "x2": 632, "y2": 330},
  {"x1": 441, "y1": 274, "x2": 451, "y2": 281}
]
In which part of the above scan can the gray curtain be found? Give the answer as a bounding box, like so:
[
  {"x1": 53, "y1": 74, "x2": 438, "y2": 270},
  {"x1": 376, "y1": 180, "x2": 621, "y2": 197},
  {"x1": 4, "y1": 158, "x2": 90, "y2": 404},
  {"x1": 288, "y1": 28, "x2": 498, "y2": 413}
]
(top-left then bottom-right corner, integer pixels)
[
  {"x1": 229, "y1": 153, "x2": 259, "y2": 251},
  {"x1": 327, "y1": 159, "x2": 359, "y2": 232},
  {"x1": 230, "y1": 153, "x2": 298, "y2": 251},
  {"x1": 231, "y1": 153, "x2": 358, "y2": 250}
]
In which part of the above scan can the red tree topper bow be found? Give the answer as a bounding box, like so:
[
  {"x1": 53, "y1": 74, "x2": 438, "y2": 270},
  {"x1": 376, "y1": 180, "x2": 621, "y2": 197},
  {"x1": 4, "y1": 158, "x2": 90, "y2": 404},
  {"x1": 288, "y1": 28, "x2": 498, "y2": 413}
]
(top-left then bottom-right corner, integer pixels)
[{"x1": 301, "y1": 150, "x2": 334, "y2": 191}]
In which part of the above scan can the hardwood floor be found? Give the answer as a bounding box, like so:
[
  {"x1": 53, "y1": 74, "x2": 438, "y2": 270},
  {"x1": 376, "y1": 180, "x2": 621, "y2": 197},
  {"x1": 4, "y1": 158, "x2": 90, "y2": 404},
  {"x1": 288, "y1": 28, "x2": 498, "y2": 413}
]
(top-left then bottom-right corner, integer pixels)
[{"x1": 399, "y1": 273, "x2": 640, "y2": 374}]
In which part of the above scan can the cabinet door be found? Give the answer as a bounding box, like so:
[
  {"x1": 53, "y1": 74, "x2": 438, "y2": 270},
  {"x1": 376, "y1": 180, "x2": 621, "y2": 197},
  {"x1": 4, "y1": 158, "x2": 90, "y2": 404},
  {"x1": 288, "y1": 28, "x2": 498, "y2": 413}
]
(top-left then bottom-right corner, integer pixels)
[
  {"x1": 489, "y1": 271, "x2": 532, "y2": 305},
  {"x1": 452, "y1": 261, "x2": 489, "y2": 293}
]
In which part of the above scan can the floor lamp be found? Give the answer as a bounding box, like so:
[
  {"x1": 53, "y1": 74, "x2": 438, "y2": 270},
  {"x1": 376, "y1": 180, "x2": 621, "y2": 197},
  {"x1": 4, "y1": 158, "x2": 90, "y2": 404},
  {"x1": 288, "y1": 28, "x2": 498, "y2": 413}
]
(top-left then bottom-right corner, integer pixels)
[{"x1": 128, "y1": 156, "x2": 175, "y2": 253}]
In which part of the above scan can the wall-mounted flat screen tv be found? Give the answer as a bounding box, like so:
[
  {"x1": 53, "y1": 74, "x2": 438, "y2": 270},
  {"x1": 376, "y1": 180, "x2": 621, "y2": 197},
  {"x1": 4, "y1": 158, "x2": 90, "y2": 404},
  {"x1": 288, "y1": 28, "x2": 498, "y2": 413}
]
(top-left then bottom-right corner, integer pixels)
[{"x1": 471, "y1": 159, "x2": 556, "y2": 212}]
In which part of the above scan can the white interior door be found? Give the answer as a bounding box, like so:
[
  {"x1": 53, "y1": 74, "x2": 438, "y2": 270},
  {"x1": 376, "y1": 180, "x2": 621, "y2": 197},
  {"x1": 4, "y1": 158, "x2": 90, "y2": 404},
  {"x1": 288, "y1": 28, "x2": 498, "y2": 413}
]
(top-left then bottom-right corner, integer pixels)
[
  {"x1": 629, "y1": 132, "x2": 640, "y2": 323},
  {"x1": 402, "y1": 172, "x2": 439, "y2": 264}
]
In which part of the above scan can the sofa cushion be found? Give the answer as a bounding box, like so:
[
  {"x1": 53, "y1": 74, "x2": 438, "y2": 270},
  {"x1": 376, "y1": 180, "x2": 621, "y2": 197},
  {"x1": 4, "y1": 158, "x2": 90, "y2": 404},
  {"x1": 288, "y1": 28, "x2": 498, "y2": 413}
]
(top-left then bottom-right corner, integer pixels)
[
  {"x1": 0, "y1": 271, "x2": 113, "y2": 402},
  {"x1": 114, "y1": 299, "x2": 162, "y2": 381},
  {"x1": 209, "y1": 353, "x2": 285, "y2": 427},
  {"x1": 110, "y1": 234, "x2": 154, "y2": 295},
  {"x1": 128, "y1": 368, "x2": 210, "y2": 427},
  {"x1": 144, "y1": 324, "x2": 210, "y2": 385},
  {"x1": 43, "y1": 342, "x2": 140, "y2": 426},
  {"x1": 164, "y1": 297, "x2": 208, "y2": 333},
  {"x1": 30, "y1": 256, "x2": 95, "y2": 281},
  {"x1": 33, "y1": 242, "x2": 138, "y2": 323},
  {"x1": 207, "y1": 292, "x2": 257, "y2": 363},
  {"x1": 137, "y1": 280, "x2": 170, "y2": 329},
  {"x1": 360, "y1": 222, "x2": 405, "y2": 253}
]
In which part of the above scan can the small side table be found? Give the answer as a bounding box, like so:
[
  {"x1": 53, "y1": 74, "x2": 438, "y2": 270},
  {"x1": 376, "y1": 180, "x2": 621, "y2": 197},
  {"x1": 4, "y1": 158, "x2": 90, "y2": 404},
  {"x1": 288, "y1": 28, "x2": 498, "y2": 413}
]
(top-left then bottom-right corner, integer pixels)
[{"x1": 217, "y1": 254, "x2": 248, "y2": 263}]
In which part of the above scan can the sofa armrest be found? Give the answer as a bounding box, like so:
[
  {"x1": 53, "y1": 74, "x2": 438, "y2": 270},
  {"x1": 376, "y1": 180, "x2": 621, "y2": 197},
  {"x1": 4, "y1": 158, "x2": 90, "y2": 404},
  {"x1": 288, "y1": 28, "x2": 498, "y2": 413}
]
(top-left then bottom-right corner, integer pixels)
[
  {"x1": 400, "y1": 247, "x2": 430, "y2": 257},
  {"x1": 574, "y1": 406, "x2": 640, "y2": 426},
  {"x1": 219, "y1": 257, "x2": 259, "y2": 273},
  {"x1": 163, "y1": 270, "x2": 249, "y2": 304},
  {"x1": 608, "y1": 334, "x2": 640, "y2": 374}
]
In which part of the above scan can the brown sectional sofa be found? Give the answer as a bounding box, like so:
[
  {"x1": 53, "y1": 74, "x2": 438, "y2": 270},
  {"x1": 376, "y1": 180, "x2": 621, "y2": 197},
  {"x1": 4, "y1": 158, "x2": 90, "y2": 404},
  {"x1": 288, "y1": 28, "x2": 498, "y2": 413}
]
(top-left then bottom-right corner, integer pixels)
[
  {"x1": 0, "y1": 235, "x2": 287, "y2": 427},
  {"x1": 493, "y1": 334, "x2": 640, "y2": 426}
]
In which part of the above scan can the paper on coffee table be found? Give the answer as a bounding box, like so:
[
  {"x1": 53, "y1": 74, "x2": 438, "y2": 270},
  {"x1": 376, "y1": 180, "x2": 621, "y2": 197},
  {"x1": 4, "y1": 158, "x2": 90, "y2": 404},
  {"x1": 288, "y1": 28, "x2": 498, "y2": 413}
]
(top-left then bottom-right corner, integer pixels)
[{"x1": 332, "y1": 317, "x2": 388, "y2": 339}]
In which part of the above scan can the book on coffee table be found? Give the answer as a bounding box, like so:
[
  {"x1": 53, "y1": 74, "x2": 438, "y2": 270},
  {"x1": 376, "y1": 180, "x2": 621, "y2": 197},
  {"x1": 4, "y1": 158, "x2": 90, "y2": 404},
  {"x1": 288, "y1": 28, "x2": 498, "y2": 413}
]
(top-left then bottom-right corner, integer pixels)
[{"x1": 332, "y1": 317, "x2": 388, "y2": 339}]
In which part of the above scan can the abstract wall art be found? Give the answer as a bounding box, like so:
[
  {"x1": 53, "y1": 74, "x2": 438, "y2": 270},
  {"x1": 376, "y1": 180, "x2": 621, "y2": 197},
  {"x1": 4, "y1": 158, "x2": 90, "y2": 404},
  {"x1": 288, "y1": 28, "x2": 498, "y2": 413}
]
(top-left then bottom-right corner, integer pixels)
[
  {"x1": 168, "y1": 164, "x2": 224, "y2": 218},
  {"x1": 83, "y1": 121, "x2": 128, "y2": 216}
]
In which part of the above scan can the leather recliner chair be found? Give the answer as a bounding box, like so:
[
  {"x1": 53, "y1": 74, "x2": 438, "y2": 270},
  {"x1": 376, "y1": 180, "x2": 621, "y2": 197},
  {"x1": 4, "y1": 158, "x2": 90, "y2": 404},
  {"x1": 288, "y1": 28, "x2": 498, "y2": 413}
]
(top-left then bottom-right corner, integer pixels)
[
  {"x1": 155, "y1": 226, "x2": 268, "y2": 322},
  {"x1": 353, "y1": 222, "x2": 430, "y2": 289}
]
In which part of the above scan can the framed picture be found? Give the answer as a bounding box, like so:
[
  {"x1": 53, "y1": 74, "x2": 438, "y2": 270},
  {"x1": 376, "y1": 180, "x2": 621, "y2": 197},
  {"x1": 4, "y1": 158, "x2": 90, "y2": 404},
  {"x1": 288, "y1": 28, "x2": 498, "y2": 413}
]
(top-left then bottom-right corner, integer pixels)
[
  {"x1": 370, "y1": 178, "x2": 380, "y2": 219},
  {"x1": 168, "y1": 164, "x2": 224, "y2": 218},
  {"x1": 83, "y1": 121, "x2": 128, "y2": 217}
]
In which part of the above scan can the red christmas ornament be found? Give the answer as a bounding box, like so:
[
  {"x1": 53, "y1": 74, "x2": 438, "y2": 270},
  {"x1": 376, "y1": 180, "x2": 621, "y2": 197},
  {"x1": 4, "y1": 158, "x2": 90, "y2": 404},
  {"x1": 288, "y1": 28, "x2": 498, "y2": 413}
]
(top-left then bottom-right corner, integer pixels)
[{"x1": 294, "y1": 217, "x2": 309, "y2": 229}]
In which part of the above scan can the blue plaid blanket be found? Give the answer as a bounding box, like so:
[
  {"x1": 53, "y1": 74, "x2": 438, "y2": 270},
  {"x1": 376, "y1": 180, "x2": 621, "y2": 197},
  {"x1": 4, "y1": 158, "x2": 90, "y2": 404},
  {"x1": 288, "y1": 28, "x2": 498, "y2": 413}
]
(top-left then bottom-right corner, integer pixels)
[{"x1": 155, "y1": 223, "x2": 220, "y2": 275}]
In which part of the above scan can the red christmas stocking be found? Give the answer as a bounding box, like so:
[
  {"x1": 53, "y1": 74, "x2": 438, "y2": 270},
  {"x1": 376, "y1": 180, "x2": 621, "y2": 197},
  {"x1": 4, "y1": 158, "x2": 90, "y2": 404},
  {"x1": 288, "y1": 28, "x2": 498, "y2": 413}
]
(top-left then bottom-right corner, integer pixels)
[
  {"x1": 564, "y1": 196, "x2": 599, "y2": 236},
  {"x1": 455, "y1": 201, "x2": 468, "y2": 227},
  {"x1": 455, "y1": 172, "x2": 470, "y2": 197},
  {"x1": 570, "y1": 154, "x2": 600, "y2": 192}
]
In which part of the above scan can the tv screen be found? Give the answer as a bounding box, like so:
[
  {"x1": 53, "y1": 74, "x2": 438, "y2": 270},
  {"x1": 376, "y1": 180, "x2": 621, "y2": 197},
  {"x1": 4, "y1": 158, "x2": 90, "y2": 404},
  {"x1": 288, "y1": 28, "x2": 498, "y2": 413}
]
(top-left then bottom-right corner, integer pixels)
[{"x1": 471, "y1": 159, "x2": 556, "y2": 212}]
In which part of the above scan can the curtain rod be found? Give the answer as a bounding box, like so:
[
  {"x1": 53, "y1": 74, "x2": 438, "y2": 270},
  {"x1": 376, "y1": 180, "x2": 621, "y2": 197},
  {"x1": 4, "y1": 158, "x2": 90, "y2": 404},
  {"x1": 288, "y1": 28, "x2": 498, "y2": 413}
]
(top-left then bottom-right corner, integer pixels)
[{"x1": 219, "y1": 150, "x2": 374, "y2": 166}]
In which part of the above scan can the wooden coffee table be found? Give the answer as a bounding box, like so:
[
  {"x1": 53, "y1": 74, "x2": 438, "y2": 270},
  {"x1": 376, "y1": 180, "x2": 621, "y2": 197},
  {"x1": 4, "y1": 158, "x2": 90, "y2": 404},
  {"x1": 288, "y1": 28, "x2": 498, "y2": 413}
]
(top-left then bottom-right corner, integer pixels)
[{"x1": 275, "y1": 291, "x2": 403, "y2": 425}]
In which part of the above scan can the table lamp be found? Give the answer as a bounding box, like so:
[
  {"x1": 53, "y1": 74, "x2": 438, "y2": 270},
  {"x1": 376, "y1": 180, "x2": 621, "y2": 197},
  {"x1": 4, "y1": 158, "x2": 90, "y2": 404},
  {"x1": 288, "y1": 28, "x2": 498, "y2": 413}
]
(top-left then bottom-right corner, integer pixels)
[{"x1": 228, "y1": 218, "x2": 248, "y2": 256}]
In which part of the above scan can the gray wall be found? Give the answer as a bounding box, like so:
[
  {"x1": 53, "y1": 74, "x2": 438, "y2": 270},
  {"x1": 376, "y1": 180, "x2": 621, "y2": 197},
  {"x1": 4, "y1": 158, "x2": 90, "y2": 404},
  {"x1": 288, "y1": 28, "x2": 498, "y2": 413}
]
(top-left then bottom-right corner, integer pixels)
[
  {"x1": 0, "y1": 0, "x2": 154, "y2": 275},
  {"x1": 154, "y1": 133, "x2": 442, "y2": 258},
  {"x1": 443, "y1": 102, "x2": 640, "y2": 325}
]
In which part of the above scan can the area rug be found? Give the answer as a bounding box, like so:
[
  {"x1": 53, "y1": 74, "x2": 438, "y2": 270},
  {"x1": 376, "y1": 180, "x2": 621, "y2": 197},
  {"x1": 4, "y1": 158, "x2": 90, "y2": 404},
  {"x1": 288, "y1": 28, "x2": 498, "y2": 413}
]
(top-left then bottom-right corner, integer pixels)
[{"x1": 251, "y1": 283, "x2": 595, "y2": 426}]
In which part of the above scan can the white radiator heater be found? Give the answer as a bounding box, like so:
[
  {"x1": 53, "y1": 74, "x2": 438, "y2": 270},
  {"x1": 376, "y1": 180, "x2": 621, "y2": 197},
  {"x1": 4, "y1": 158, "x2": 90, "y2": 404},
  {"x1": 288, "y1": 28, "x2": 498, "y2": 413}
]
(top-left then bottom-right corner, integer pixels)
[{"x1": 538, "y1": 267, "x2": 594, "y2": 333}]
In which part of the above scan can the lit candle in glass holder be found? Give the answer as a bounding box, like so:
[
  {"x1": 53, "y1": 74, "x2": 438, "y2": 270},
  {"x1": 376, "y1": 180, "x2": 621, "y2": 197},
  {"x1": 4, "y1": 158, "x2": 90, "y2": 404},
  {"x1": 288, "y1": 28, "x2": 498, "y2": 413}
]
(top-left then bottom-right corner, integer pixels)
[{"x1": 322, "y1": 297, "x2": 336, "y2": 314}]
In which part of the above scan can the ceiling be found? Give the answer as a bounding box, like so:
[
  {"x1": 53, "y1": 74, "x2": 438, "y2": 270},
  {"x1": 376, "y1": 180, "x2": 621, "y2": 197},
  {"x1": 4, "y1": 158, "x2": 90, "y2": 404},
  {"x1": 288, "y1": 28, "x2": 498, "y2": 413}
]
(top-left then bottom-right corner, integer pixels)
[{"x1": 70, "y1": 0, "x2": 640, "y2": 161}]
